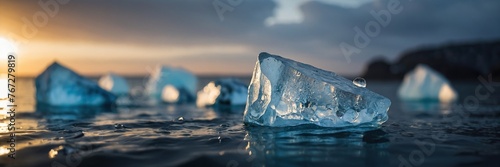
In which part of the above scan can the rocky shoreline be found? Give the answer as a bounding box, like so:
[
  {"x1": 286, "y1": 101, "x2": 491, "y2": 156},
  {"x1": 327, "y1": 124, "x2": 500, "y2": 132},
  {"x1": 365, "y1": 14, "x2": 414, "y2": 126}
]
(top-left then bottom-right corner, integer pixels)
[{"x1": 362, "y1": 40, "x2": 500, "y2": 80}]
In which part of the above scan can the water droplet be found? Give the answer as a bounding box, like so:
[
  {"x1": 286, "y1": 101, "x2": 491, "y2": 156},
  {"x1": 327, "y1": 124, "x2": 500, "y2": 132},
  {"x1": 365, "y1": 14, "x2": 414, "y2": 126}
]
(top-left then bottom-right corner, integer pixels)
[
  {"x1": 352, "y1": 77, "x2": 367, "y2": 88},
  {"x1": 177, "y1": 117, "x2": 184, "y2": 121},
  {"x1": 114, "y1": 123, "x2": 124, "y2": 129}
]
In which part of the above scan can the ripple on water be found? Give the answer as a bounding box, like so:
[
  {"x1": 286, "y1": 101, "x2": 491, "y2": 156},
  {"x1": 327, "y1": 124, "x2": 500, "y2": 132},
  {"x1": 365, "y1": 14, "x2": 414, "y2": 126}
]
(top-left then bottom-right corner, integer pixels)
[{"x1": 5, "y1": 92, "x2": 500, "y2": 167}]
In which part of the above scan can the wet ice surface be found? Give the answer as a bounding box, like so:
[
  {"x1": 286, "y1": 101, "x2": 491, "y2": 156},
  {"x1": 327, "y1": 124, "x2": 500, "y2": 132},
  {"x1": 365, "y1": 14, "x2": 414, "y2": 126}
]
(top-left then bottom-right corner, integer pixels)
[
  {"x1": 145, "y1": 66, "x2": 198, "y2": 103},
  {"x1": 1, "y1": 78, "x2": 500, "y2": 167},
  {"x1": 197, "y1": 78, "x2": 248, "y2": 107},
  {"x1": 98, "y1": 73, "x2": 130, "y2": 96},
  {"x1": 35, "y1": 62, "x2": 116, "y2": 106},
  {"x1": 244, "y1": 53, "x2": 390, "y2": 127}
]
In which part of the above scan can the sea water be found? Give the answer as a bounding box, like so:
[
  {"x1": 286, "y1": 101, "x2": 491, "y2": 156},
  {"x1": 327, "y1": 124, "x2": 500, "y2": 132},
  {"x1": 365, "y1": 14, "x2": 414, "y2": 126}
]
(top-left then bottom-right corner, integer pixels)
[{"x1": 0, "y1": 77, "x2": 499, "y2": 167}]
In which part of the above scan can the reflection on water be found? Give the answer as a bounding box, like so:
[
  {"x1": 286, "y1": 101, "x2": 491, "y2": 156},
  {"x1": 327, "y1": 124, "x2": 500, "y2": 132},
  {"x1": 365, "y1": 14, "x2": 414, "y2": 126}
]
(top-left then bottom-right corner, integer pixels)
[
  {"x1": 0, "y1": 76, "x2": 8, "y2": 99},
  {"x1": 0, "y1": 122, "x2": 8, "y2": 133},
  {"x1": 0, "y1": 97, "x2": 41, "y2": 160},
  {"x1": 243, "y1": 126, "x2": 390, "y2": 166},
  {"x1": 0, "y1": 100, "x2": 11, "y2": 120},
  {"x1": 0, "y1": 99, "x2": 13, "y2": 133},
  {"x1": 400, "y1": 101, "x2": 454, "y2": 114},
  {"x1": 1, "y1": 79, "x2": 499, "y2": 167},
  {"x1": 0, "y1": 147, "x2": 9, "y2": 156},
  {"x1": 49, "y1": 146, "x2": 64, "y2": 159}
]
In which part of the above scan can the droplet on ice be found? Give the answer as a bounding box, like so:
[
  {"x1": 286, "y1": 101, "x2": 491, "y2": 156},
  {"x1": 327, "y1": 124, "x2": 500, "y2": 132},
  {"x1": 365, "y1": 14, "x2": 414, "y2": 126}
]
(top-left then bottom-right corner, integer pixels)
[{"x1": 352, "y1": 77, "x2": 367, "y2": 88}]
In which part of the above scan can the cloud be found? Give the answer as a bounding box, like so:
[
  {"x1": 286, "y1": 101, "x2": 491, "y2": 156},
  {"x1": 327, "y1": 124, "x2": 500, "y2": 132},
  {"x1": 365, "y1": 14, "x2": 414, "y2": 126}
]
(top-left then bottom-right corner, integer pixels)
[
  {"x1": 2, "y1": 0, "x2": 274, "y2": 44},
  {"x1": 290, "y1": 0, "x2": 500, "y2": 64},
  {"x1": 1, "y1": 0, "x2": 499, "y2": 76}
]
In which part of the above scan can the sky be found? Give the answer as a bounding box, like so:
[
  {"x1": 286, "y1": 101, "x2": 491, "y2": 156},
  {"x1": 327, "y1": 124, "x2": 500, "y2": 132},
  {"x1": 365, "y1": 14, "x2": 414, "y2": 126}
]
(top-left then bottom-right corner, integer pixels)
[{"x1": 1, "y1": 0, "x2": 500, "y2": 77}]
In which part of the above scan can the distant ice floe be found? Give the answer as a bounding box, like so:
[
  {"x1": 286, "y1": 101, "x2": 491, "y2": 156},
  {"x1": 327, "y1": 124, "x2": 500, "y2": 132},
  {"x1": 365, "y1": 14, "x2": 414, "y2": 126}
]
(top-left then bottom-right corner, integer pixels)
[
  {"x1": 398, "y1": 64, "x2": 458, "y2": 102},
  {"x1": 98, "y1": 73, "x2": 130, "y2": 96},
  {"x1": 196, "y1": 78, "x2": 248, "y2": 107},
  {"x1": 145, "y1": 66, "x2": 197, "y2": 103},
  {"x1": 35, "y1": 62, "x2": 116, "y2": 106},
  {"x1": 162, "y1": 85, "x2": 180, "y2": 103}
]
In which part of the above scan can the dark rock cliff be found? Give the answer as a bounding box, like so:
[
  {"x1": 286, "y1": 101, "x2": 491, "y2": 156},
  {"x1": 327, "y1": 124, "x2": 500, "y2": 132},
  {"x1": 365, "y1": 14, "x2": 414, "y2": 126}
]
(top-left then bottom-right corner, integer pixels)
[{"x1": 362, "y1": 40, "x2": 500, "y2": 80}]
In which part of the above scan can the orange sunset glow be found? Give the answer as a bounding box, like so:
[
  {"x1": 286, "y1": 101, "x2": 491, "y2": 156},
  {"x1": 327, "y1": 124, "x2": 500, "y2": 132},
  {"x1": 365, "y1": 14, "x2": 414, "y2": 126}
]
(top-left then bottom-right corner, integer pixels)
[
  {"x1": 1, "y1": 0, "x2": 499, "y2": 77},
  {"x1": 1, "y1": 1, "x2": 500, "y2": 167}
]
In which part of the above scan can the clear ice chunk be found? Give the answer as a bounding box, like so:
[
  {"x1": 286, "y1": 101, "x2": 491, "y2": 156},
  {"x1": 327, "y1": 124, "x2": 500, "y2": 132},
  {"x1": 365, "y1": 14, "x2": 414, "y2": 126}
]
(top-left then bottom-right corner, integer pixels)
[
  {"x1": 243, "y1": 53, "x2": 391, "y2": 127},
  {"x1": 145, "y1": 66, "x2": 197, "y2": 103},
  {"x1": 398, "y1": 64, "x2": 458, "y2": 102},
  {"x1": 98, "y1": 73, "x2": 130, "y2": 96},
  {"x1": 35, "y1": 62, "x2": 117, "y2": 106},
  {"x1": 196, "y1": 78, "x2": 248, "y2": 107}
]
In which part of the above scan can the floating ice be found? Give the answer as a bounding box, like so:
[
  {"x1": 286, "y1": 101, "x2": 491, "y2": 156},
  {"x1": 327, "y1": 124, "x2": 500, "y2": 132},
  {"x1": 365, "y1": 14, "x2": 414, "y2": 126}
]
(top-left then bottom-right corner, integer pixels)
[
  {"x1": 98, "y1": 73, "x2": 130, "y2": 95},
  {"x1": 35, "y1": 62, "x2": 116, "y2": 106},
  {"x1": 243, "y1": 53, "x2": 391, "y2": 127},
  {"x1": 196, "y1": 78, "x2": 248, "y2": 107},
  {"x1": 145, "y1": 66, "x2": 197, "y2": 103},
  {"x1": 162, "y1": 85, "x2": 180, "y2": 103},
  {"x1": 398, "y1": 64, "x2": 458, "y2": 102}
]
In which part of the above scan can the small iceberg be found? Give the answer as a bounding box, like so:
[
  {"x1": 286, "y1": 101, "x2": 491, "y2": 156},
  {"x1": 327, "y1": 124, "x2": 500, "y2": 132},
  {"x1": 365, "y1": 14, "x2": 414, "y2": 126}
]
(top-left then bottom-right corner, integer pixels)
[
  {"x1": 35, "y1": 62, "x2": 116, "y2": 106},
  {"x1": 398, "y1": 64, "x2": 458, "y2": 102},
  {"x1": 243, "y1": 52, "x2": 391, "y2": 127},
  {"x1": 160, "y1": 85, "x2": 195, "y2": 103},
  {"x1": 145, "y1": 66, "x2": 197, "y2": 103},
  {"x1": 196, "y1": 78, "x2": 248, "y2": 107},
  {"x1": 98, "y1": 73, "x2": 130, "y2": 95}
]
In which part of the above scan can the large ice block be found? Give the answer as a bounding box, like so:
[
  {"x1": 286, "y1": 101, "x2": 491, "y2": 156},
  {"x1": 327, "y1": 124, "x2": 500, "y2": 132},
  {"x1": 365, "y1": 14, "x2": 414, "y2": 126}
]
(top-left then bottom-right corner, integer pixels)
[
  {"x1": 35, "y1": 62, "x2": 117, "y2": 106},
  {"x1": 398, "y1": 64, "x2": 458, "y2": 102},
  {"x1": 243, "y1": 53, "x2": 391, "y2": 127},
  {"x1": 98, "y1": 73, "x2": 130, "y2": 95},
  {"x1": 145, "y1": 66, "x2": 197, "y2": 103},
  {"x1": 196, "y1": 78, "x2": 248, "y2": 107}
]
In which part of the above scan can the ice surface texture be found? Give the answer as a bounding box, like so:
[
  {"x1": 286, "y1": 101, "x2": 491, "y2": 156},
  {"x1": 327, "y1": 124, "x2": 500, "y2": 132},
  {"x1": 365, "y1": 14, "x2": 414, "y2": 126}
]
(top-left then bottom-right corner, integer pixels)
[
  {"x1": 197, "y1": 78, "x2": 248, "y2": 107},
  {"x1": 99, "y1": 73, "x2": 130, "y2": 95},
  {"x1": 145, "y1": 66, "x2": 197, "y2": 103},
  {"x1": 243, "y1": 53, "x2": 391, "y2": 127},
  {"x1": 35, "y1": 62, "x2": 117, "y2": 106},
  {"x1": 398, "y1": 64, "x2": 458, "y2": 102}
]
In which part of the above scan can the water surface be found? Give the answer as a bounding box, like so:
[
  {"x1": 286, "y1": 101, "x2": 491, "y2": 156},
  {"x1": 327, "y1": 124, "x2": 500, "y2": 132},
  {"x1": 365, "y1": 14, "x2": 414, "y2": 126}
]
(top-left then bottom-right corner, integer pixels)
[{"x1": 1, "y1": 77, "x2": 499, "y2": 167}]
